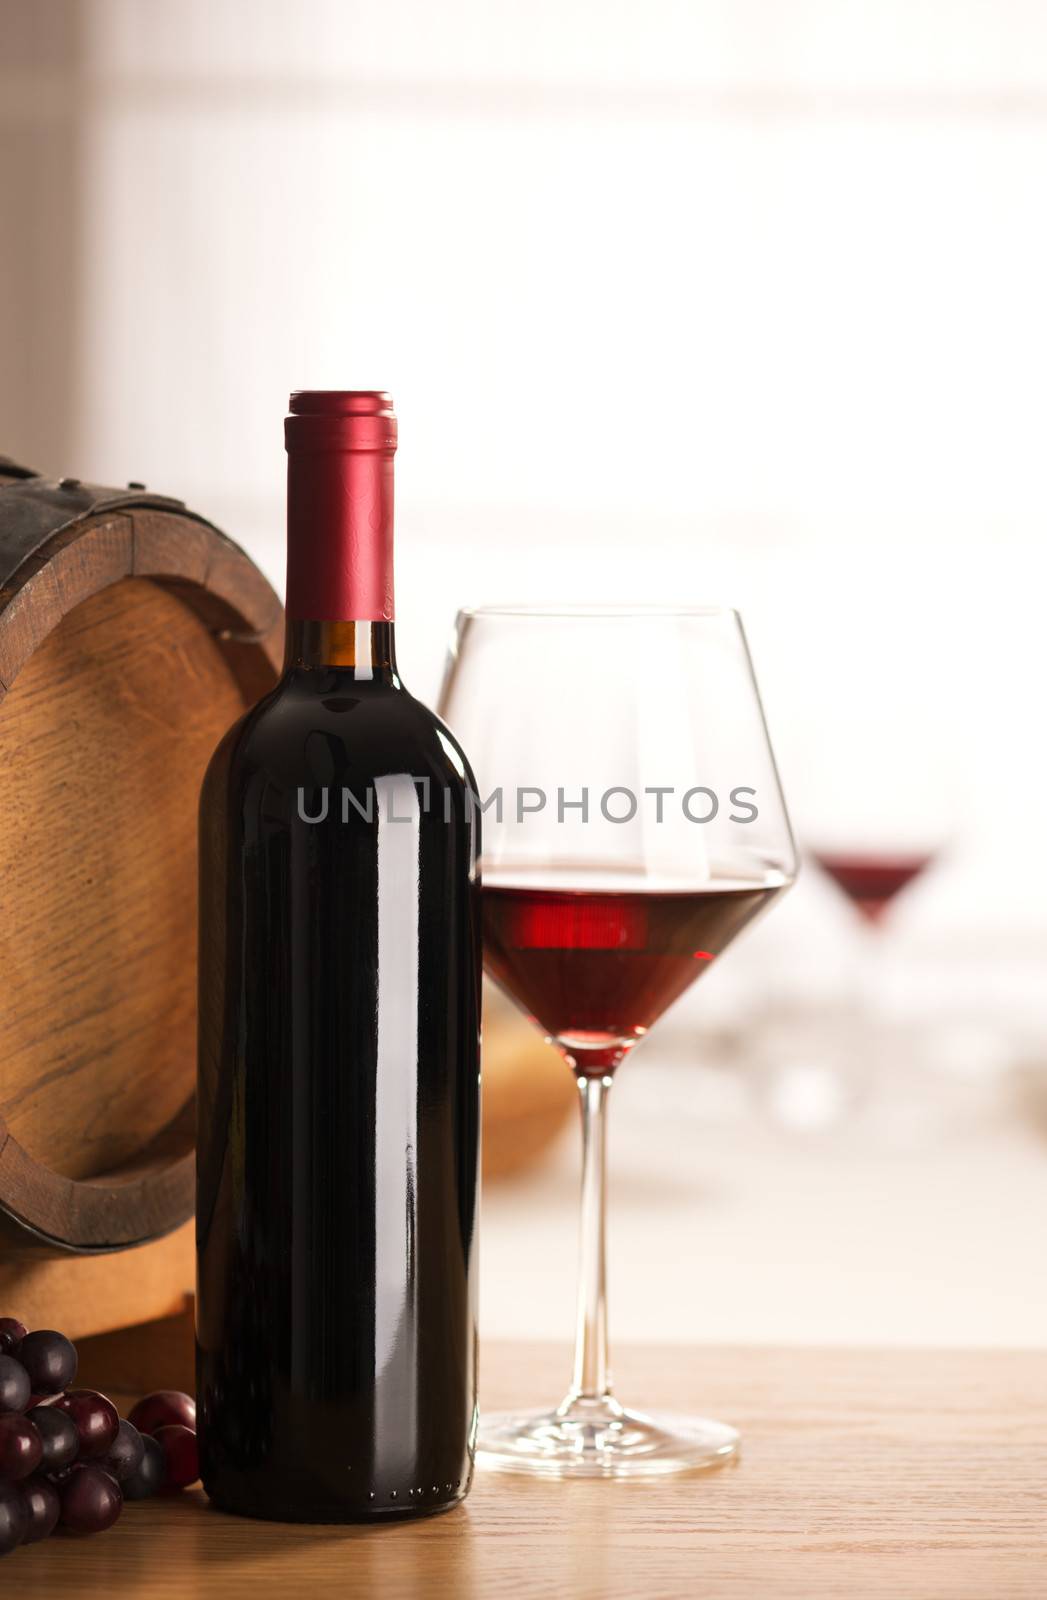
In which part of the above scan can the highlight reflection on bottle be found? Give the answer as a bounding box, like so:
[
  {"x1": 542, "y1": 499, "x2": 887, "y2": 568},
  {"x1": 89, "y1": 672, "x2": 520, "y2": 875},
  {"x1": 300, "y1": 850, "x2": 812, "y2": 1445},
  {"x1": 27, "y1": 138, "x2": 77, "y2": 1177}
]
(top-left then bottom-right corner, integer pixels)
[{"x1": 196, "y1": 392, "x2": 480, "y2": 1523}]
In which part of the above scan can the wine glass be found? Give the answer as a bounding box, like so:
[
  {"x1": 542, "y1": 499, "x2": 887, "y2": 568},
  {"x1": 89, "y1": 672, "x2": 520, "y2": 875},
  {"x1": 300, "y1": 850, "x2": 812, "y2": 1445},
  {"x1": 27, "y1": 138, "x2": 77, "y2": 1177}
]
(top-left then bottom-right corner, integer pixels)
[
  {"x1": 806, "y1": 728, "x2": 943, "y2": 928},
  {"x1": 438, "y1": 607, "x2": 797, "y2": 1477},
  {"x1": 795, "y1": 726, "x2": 952, "y2": 1133}
]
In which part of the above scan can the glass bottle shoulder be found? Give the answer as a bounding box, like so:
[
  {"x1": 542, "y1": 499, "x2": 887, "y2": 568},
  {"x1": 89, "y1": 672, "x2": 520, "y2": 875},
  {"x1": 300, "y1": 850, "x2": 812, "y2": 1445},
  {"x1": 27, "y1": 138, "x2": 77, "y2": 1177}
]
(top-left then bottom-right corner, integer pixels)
[{"x1": 201, "y1": 670, "x2": 477, "y2": 807}]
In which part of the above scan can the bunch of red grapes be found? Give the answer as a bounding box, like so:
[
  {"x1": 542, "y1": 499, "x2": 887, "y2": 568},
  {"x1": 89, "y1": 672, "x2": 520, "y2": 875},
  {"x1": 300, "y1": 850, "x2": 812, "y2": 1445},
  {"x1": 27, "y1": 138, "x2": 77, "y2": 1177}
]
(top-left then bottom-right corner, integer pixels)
[{"x1": 0, "y1": 1316, "x2": 198, "y2": 1557}]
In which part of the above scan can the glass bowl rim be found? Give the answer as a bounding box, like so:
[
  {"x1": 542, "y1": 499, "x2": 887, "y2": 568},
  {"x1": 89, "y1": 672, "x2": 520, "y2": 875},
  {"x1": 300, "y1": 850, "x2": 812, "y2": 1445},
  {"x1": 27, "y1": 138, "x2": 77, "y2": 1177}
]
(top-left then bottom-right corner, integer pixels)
[{"x1": 454, "y1": 603, "x2": 741, "y2": 621}]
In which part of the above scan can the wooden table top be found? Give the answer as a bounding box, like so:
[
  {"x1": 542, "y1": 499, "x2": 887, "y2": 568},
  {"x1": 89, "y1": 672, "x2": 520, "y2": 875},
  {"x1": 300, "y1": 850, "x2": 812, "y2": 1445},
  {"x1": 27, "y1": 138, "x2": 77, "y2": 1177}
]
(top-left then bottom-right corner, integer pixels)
[{"x1": 16, "y1": 1340, "x2": 1047, "y2": 1599}]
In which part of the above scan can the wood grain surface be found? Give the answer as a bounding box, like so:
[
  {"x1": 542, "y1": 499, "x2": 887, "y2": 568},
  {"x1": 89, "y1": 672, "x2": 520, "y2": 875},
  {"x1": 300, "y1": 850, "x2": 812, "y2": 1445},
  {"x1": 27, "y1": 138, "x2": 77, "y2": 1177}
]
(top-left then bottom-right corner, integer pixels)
[
  {"x1": 11, "y1": 1340, "x2": 1046, "y2": 1599},
  {"x1": 0, "y1": 578, "x2": 241, "y2": 1183}
]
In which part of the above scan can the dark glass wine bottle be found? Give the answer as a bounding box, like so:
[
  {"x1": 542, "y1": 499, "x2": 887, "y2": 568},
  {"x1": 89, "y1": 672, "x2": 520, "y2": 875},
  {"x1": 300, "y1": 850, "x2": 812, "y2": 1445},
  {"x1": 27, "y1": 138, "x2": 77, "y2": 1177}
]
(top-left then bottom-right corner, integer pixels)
[{"x1": 196, "y1": 391, "x2": 480, "y2": 1523}]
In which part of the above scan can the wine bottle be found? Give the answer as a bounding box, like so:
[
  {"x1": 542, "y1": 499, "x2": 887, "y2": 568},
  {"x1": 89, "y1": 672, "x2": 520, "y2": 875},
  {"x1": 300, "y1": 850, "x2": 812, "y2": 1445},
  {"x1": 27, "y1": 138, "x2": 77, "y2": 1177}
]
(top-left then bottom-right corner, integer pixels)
[{"x1": 196, "y1": 391, "x2": 481, "y2": 1523}]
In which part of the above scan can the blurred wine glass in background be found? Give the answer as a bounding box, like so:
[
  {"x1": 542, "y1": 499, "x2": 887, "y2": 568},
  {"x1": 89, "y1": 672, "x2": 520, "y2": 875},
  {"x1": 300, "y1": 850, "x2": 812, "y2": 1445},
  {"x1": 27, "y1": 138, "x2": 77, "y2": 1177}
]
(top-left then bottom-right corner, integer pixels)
[
  {"x1": 749, "y1": 688, "x2": 957, "y2": 1138},
  {"x1": 813, "y1": 848, "x2": 935, "y2": 927}
]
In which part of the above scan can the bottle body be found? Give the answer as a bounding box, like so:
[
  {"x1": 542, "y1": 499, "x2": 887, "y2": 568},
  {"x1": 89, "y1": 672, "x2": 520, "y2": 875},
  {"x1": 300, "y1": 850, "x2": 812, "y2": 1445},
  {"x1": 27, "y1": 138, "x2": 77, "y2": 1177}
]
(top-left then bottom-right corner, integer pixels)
[
  {"x1": 196, "y1": 657, "x2": 480, "y2": 1520},
  {"x1": 196, "y1": 395, "x2": 480, "y2": 1522}
]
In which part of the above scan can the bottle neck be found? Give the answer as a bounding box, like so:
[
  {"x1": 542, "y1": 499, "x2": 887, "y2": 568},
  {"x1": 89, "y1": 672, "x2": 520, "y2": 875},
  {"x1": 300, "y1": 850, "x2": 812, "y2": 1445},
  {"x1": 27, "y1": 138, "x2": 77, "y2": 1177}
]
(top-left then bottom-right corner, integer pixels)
[
  {"x1": 285, "y1": 439, "x2": 395, "y2": 624},
  {"x1": 283, "y1": 392, "x2": 398, "y2": 677},
  {"x1": 284, "y1": 620, "x2": 398, "y2": 681}
]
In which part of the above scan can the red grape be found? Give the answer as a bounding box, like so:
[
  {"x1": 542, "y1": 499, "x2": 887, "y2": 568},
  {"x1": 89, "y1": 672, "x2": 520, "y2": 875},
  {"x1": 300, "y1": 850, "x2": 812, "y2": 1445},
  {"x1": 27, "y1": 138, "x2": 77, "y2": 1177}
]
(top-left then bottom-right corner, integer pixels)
[
  {"x1": 0, "y1": 1314, "x2": 196, "y2": 1547},
  {"x1": 121, "y1": 1434, "x2": 165, "y2": 1501},
  {"x1": 0, "y1": 1355, "x2": 30, "y2": 1414},
  {"x1": 0, "y1": 1319, "x2": 26, "y2": 1356},
  {"x1": 0, "y1": 1485, "x2": 28, "y2": 1557},
  {"x1": 128, "y1": 1389, "x2": 196, "y2": 1436},
  {"x1": 0, "y1": 1414, "x2": 43, "y2": 1480},
  {"x1": 18, "y1": 1331, "x2": 77, "y2": 1396},
  {"x1": 19, "y1": 1475, "x2": 60, "y2": 1543},
  {"x1": 105, "y1": 1420, "x2": 145, "y2": 1483},
  {"x1": 25, "y1": 1405, "x2": 79, "y2": 1472},
  {"x1": 59, "y1": 1464, "x2": 122, "y2": 1535},
  {"x1": 54, "y1": 1390, "x2": 119, "y2": 1459},
  {"x1": 154, "y1": 1424, "x2": 199, "y2": 1490}
]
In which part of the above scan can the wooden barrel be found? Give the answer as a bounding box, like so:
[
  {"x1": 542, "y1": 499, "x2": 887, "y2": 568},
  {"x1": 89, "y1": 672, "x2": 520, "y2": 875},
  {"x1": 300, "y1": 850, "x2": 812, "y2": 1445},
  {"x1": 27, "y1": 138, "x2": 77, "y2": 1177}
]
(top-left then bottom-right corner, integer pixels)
[{"x1": 0, "y1": 458, "x2": 282, "y2": 1256}]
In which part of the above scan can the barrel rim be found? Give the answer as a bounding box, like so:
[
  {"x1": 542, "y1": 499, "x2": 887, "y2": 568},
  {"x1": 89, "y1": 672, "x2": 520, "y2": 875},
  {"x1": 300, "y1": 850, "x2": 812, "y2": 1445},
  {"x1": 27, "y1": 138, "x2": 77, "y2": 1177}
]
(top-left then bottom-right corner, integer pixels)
[{"x1": 0, "y1": 478, "x2": 283, "y2": 1255}]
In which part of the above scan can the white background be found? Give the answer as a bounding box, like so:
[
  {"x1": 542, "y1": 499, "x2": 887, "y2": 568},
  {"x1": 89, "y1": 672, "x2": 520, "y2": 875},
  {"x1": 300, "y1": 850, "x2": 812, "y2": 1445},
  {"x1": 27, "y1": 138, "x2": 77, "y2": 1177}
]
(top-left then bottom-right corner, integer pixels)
[
  {"x1": 3, "y1": 0, "x2": 1046, "y2": 1345},
  {"x1": 4, "y1": 1, "x2": 1046, "y2": 940}
]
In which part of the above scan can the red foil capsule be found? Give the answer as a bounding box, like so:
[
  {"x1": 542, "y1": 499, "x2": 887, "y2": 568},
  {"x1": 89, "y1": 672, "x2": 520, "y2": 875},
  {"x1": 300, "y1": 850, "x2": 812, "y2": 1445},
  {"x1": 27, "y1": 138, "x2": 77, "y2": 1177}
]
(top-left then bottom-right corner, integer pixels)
[{"x1": 284, "y1": 390, "x2": 397, "y2": 622}]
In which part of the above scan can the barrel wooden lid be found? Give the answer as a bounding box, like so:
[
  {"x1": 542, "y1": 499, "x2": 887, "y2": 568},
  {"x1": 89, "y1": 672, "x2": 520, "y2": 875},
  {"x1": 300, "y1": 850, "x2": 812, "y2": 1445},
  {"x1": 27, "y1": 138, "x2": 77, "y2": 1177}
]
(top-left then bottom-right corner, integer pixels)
[{"x1": 0, "y1": 462, "x2": 283, "y2": 1256}]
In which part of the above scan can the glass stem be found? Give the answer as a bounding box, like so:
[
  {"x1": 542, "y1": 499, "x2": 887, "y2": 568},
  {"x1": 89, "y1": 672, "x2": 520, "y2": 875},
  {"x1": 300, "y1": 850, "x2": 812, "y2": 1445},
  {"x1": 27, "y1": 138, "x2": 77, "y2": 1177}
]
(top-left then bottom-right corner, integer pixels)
[{"x1": 565, "y1": 1072, "x2": 613, "y2": 1406}]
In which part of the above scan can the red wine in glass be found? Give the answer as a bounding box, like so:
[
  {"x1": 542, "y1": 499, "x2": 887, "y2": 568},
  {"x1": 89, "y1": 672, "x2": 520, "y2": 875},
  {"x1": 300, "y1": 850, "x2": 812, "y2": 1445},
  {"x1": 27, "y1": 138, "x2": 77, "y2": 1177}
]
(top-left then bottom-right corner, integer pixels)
[
  {"x1": 483, "y1": 881, "x2": 781, "y2": 1076},
  {"x1": 814, "y1": 850, "x2": 934, "y2": 924}
]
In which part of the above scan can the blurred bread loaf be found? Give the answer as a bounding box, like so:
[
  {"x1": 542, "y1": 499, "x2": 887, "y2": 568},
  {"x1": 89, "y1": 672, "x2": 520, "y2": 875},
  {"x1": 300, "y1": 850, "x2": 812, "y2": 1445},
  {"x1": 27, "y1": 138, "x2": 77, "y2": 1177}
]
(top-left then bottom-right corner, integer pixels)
[{"x1": 482, "y1": 982, "x2": 576, "y2": 1179}]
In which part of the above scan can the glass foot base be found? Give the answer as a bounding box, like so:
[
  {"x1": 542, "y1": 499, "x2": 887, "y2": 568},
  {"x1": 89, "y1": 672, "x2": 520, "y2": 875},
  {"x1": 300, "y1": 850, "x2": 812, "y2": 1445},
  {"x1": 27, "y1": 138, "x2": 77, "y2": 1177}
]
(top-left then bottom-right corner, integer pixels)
[{"x1": 476, "y1": 1396, "x2": 739, "y2": 1479}]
